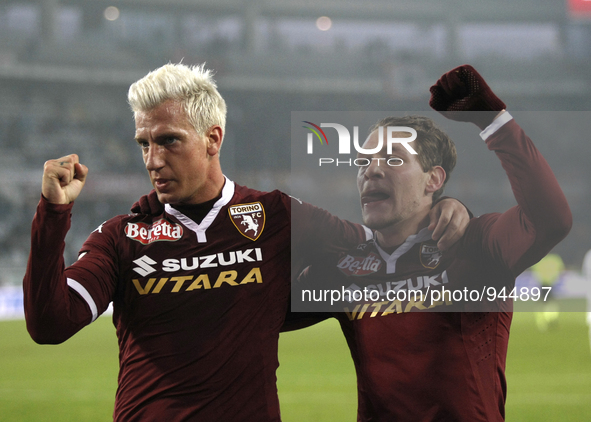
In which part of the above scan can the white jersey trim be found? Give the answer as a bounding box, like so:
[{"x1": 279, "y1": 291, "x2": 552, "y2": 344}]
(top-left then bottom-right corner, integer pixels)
[
  {"x1": 164, "y1": 176, "x2": 236, "y2": 243},
  {"x1": 375, "y1": 227, "x2": 433, "y2": 274},
  {"x1": 67, "y1": 278, "x2": 98, "y2": 322},
  {"x1": 480, "y1": 111, "x2": 513, "y2": 141},
  {"x1": 362, "y1": 225, "x2": 373, "y2": 241}
]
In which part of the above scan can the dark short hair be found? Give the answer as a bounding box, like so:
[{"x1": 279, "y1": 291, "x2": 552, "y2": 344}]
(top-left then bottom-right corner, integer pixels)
[{"x1": 370, "y1": 115, "x2": 457, "y2": 201}]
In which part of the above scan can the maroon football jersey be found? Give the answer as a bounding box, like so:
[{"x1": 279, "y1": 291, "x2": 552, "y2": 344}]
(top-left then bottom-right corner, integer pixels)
[
  {"x1": 24, "y1": 179, "x2": 366, "y2": 421},
  {"x1": 298, "y1": 116, "x2": 571, "y2": 422}
]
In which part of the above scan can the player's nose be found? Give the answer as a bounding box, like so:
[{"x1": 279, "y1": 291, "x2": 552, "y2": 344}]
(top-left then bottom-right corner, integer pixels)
[
  {"x1": 145, "y1": 144, "x2": 166, "y2": 171},
  {"x1": 365, "y1": 158, "x2": 385, "y2": 179}
]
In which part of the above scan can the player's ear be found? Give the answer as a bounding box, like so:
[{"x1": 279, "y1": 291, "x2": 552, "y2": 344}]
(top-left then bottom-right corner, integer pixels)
[
  {"x1": 206, "y1": 125, "x2": 223, "y2": 156},
  {"x1": 425, "y1": 166, "x2": 445, "y2": 194}
]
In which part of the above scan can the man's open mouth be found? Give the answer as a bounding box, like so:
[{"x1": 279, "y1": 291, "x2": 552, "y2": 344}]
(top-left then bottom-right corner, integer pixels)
[{"x1": 361, "y1": 191, "x2": 390, "y2": 204}]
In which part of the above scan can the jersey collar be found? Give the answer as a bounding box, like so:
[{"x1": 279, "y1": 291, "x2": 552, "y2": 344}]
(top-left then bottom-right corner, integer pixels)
[
  {"x1": 164, "y1": 176, "x2": 235, "y2": 243},
  {"x1": 374, "y1": 227, "x2": 433, "y2": 274}
]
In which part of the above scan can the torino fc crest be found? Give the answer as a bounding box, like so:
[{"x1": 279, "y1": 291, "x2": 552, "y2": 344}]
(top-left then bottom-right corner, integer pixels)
[
  {"x1": 229, "y1": 202, "x2": 266, "y2": 241},
  {"x1": 420, "y1": 241, "x2": 442, "y2": 269}
]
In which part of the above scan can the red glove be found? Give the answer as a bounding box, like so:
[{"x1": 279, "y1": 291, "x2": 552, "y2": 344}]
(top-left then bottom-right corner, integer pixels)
[
  {"x1": 130, "y1": 189, "x2": 164, "y2": 215},
  {"x1": 429, "y1": 65, "x2": 506, "y2": 130}
]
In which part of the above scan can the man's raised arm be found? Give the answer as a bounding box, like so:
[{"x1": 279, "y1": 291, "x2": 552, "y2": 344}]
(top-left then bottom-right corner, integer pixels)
[
  {"x1": 430, "y1": 65, "x2": 572, "y2": 275},
  {"x1": 24, "y1": 154, "x2": 93, "y2": 344}
]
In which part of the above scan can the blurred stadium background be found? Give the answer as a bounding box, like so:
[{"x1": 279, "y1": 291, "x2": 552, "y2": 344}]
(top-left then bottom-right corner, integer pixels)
[{"x1": 0, "y1": 0, "x2": 590, "y2": 420}]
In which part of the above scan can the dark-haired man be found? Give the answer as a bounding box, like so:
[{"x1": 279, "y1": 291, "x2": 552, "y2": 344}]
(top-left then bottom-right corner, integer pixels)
[{"x1": 295, "y1": 65, "x2": 572, "y2": 421}]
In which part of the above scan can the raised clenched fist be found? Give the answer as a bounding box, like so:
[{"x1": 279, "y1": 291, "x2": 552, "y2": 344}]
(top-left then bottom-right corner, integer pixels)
[
  {"x1": 429, "y1": 65, "x2": 506, "y2": 130},
  {"x1": 42, "y1": 154, "x2": 88, "y2": 204}
]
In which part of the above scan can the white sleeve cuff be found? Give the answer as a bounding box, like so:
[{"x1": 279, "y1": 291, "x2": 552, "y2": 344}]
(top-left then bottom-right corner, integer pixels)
[
  {"x1": 67, "y1": 278, "x2": 99, "y2": 322},
  {"x1": 480, "y1": 111, "x2": 513, "y2": 141}
]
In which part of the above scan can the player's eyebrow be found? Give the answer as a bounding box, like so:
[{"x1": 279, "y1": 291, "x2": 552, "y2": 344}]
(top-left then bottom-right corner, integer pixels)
[{"x1": 134, "y1": 130, "x2": 184, "y2": 144}]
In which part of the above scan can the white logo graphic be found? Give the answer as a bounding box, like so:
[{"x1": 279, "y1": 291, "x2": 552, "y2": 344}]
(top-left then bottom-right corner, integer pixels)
[
  {"x1": 133, "y1": 255, "x2": 157, "y2": 277},
  {"x1": 241, "y1": 215, "x2": 259, "y2": 237},
  {"x1": 307, "y1": 124, "x2": 417, "y2": 155},
  {"x1": 92, "y1": 221, "x2": 106, "y2": 234},
  {"x1": 427, "y1": 252, "x2": 442, "y2": 267}
]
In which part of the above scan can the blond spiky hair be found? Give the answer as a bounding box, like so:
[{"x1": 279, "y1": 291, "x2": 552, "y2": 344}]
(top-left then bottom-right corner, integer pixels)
[{"x1": 128, "y1": 63, "x2": 227, "y2": 137}]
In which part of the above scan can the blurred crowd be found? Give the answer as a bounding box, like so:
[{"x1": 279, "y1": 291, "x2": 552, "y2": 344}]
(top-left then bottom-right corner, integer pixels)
[{"x1": 2, "y1": 1, "x2": 591, "y2": 283}]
